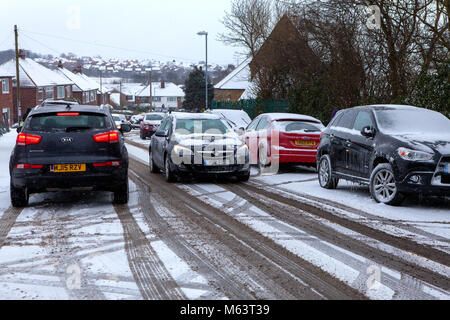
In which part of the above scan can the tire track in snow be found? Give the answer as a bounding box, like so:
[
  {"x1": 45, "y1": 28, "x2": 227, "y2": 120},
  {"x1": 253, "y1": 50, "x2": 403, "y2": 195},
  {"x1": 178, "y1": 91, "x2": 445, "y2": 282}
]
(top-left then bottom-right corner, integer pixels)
[
  {"x1": 114, "y1": 204, "x2": 186, "y2": 300},
  {"x1": 0, "y1": 207, "x2": 23, "y2": 249}
]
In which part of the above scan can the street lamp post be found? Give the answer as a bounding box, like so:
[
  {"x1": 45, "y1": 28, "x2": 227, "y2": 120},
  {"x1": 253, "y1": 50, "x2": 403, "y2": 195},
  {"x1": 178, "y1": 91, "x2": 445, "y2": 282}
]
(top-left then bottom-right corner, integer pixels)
[{"x1": 197, "y1": 31, "x2": 208, "y2": 110}]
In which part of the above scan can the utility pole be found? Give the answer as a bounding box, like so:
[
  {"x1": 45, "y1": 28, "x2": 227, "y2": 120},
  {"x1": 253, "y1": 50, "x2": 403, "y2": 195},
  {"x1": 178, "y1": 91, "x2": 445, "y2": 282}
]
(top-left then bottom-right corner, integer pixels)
[
  {"x1": 14, "y1": 25, "x2": 21, "y2": 122},
  {"x1": 119, "y1": 81, "x2": 122, "y2": 108},
  {"x1": 99, "y1": 70, "x2": 103, "y2": 105},
  {"x1": 197, "y1": 31, "x2": 208, "y2": 110},
  {"x1": 149, "y1": 68, "x2": 153, "y2": 112}
]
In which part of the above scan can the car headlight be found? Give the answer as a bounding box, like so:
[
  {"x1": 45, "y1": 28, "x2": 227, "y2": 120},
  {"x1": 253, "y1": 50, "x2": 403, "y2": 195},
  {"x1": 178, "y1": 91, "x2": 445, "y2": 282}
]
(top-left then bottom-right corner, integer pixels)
[
  {"x1": 397, "y1": 147, "x2": 434, "y2": 162},
  {"x1": 238, "y1": 144, "x2": 249, "y2": 152},
  {"x1": 173, "y1": 145, "x2": 192, "y2": 156}
]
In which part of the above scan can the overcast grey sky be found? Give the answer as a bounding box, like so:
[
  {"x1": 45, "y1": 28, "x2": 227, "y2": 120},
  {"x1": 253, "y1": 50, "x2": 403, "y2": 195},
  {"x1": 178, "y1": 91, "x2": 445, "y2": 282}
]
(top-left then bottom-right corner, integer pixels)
[{"x1": 0, "y1": 0, "x2": 242, "y2": 65}]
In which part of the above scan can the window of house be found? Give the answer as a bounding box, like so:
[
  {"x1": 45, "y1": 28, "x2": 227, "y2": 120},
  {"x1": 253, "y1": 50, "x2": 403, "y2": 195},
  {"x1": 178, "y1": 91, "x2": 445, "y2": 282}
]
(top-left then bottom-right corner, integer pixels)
[
  {"x1": 90, "y1": 91, "x2": 95, "y2": 102},
  {"x1": 38, "y1": 89, "x2": 44, "y2": 101},
  {"x1": 65, "y1": 86, "x2": 71, "y2": 98},
  {"x1": 45, "y1": 87, "x2": 54, "y2": 100},
  {"x1": 1, "y1": 79, "x2": 9, "y2": 94},
  {"x1": 126, "y1": 95, "x2": 134, "y2": 101},
  {"x1": 57, "y1": 86, "x2": 65, "y2": 99},
  {"x1": 152, "y1": 96, "x2": 161, "y2": 102}
]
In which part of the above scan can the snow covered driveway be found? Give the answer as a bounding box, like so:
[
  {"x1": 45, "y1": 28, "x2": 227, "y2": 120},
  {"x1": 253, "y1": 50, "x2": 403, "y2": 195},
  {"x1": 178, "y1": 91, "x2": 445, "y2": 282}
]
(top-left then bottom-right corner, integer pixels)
[{"x1": 0, "y1": 131, "x2": 448, "y2": 300}]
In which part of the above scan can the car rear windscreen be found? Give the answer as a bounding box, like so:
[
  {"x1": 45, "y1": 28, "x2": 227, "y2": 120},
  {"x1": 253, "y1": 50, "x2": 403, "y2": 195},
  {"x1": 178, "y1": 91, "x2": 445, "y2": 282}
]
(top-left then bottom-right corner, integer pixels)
[
  {"x1": 26, "y1": 113, "x2": 110, "y2": 132},
  {"x1": 274, "y1": 120, "x2": 324, "y2": 133},
  {"x1": 146, "y1": 114, "x2": 164, "y2": 121}
]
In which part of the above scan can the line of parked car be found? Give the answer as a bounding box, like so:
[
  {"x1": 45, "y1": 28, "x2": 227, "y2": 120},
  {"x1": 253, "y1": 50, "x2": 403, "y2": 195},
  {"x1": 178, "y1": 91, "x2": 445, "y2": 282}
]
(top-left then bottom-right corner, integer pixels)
[
  {"x1": 8, "y1": 100, "x2": 449, "y2": 208},
  {"x1": 146, "y1": 105, "x2": 449, "y2": 206}
]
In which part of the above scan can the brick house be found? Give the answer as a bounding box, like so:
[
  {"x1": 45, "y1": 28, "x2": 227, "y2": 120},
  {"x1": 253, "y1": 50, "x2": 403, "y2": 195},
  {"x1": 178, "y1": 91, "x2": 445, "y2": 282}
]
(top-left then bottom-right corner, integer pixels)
[
  {"x1": 56, "y1": 64, "x2": 99, "y2": 105},
  {"x1": 0, "y1": 51, "x2": 74, "y2": 122},
  {"x1": 135, "y1": 80, "x2": 185, "y2": 111},
  {"x1": 214, "y1": 56, "x2": 254, "y2": 103},
  {"x1": 0, "y1": 71, "x2": 14, "y2": 126}
]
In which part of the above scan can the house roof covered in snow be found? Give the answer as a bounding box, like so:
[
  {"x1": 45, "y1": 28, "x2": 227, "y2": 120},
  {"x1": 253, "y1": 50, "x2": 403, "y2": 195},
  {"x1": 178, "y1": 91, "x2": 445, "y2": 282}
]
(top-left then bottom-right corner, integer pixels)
[
  {"x1": 0, "y1": 58, "x2": 73, "y2": 88},
  {"x1": 56, "y1": 67, "x2": 99, "y2": 92},
  {"x1": 136, "y1": 82, "x2": 185, "y2": 98},
  {"x1": 214, "y1": 57, "x2": 252, "y2": 91}
]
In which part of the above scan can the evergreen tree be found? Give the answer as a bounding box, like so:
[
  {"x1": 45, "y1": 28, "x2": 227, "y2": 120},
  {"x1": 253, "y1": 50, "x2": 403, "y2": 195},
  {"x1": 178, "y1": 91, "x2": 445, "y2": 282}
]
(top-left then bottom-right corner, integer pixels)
[{"x1": 183, "y1": 66, "x2": 214, "y2": 111}]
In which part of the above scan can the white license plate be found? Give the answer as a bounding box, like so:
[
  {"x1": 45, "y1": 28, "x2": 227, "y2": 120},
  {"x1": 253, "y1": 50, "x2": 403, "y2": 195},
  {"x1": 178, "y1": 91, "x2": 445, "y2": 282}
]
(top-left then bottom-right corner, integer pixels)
[
  {"x1": 203, "y1": 159, "x2": 224, "y2": 166},
  {"x1": 445, "y1": 164, "x2": 449, "y2": 174}
]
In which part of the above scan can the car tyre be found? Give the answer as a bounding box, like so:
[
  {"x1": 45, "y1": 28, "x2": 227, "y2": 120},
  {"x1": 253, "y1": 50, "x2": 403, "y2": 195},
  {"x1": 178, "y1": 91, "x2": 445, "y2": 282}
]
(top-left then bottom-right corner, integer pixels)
[
  {"x1": 165, "y1": 155, "x2": 177, "y2": 183},
  {"x1": 113, "y1": 180, "x2": 129, "y2": 204},
  {"x1": 370, "y1": 163, "x2": 405, "y2": 206},
  {"x1": 237, "y1": 171, "x2": 250, "y2": 182},
  {"x1": 10, "y1": 182, "x2": 29, "y2": 208},
  {"x1": 318, "y1": 155, "x2": 339, "y2": 189},
  {"x1": 149, "y1": 149, "x2": 160, "y2": 173}
]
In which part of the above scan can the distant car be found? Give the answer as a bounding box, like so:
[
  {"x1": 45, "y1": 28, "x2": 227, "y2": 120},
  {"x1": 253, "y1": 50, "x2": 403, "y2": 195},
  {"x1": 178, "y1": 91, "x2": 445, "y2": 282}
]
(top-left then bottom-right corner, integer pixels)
[
  {"x1": 130, "y1": 115, "x2": 144, "y2": 129},
  {"x1": 243, "y1": 113, "x2": 325, "y2": 170},
  {"x1": 149, "y1": 112, "x2": 250, "y2": 182},
  {"x1": 112, "y1": 113, "x2": 128, "y2": 130},
  {"x1": 140, "y1": 112, "x2": 165, "y2": 139},
  {"x1": 317, "y1": 105, "x2": 450, "y2": 206},
  {"x1": 205, "y1": 109, "x2": 252, "y2": 132},
  {"x1": 9, "y1": 104, "x2": 132, "y2": 207}
]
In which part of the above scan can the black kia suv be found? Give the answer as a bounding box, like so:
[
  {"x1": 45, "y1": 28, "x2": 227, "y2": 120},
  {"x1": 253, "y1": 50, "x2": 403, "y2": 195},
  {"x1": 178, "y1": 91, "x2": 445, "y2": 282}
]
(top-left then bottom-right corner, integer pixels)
[
  {"x1": 317, "y1": 105, "x2": 450, "y2": 206},
  {"x1": 9, "y1": 102, "x2": 132, "y2": 207}
]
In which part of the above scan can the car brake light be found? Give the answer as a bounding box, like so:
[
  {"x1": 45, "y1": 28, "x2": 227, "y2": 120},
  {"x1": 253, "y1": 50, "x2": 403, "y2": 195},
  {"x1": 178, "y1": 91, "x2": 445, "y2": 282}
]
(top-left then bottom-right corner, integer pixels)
[
  {"x1": 57, "y1": 113, "x2": 80, "y2": 116},
  {"x1": 93, "y1": 161, "x2": 121, "y2": 167},
  {"x1": 17, "y1": 133, "x2": 42, "y2": 146},
  {"x1": 15, "y1": 164, "x2": 43, "y2": 169},
  {"x1": 93, "y1": 131, "x2": 120, "y2": 144}
]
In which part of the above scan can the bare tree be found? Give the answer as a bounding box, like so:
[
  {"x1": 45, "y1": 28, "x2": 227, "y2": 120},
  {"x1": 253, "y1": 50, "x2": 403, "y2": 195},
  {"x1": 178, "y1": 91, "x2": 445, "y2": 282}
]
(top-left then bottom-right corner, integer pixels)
[{"x1": 219, "y1": 0, "x2": 274, "y2": 57}]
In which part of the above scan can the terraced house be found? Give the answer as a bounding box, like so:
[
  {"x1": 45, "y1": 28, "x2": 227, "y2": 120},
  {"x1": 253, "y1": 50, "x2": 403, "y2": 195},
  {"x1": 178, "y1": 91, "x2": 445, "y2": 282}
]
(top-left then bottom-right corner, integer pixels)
[
  {"x1": 56, "y1": 64, "x2": 100, "y2": 105},
  {"x1": 0, "y1": 50, "x2": 74, "y2": 122},
  {"x1": 0, "y1": 69, "x2": 14, "y2": 126}
]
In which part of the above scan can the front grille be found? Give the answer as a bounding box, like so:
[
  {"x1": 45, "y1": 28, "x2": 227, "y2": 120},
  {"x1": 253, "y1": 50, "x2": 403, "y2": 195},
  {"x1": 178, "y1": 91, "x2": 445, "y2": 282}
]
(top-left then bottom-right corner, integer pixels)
[
  {"x1": 442, "y1": 175, "x2": 450, "y2": 184},
  {"x1": 442, "y1": 156, "x2": 450, "y2": 163}
]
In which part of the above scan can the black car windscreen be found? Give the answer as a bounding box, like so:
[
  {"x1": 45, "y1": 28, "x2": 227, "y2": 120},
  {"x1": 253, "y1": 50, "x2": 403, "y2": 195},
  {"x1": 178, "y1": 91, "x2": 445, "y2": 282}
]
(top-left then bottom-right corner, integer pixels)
[{"x1": 26, "y1": 113, "x2": 110, "y2": 132}]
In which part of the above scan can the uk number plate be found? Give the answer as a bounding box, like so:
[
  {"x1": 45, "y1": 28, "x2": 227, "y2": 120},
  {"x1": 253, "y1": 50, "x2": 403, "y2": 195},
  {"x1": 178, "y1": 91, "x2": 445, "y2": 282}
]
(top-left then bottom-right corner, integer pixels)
[
  {"x1": 51, "y1": 164, "x2": 86, "y2": 173},
  {"x1": 203, "y1": 159, "x2": 223, "y2": 166}
]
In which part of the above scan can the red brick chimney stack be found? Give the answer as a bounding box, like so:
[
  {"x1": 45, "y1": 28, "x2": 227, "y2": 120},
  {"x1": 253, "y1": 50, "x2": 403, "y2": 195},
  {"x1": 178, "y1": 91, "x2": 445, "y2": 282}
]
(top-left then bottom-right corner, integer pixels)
[
  {"x1": 161, "y1": 80, "x2": 165, "y2": 89},
  {"x1": 18, "y1": 49, "x2": 25, "y2": 59},
  {"x1": 58, "y1": 60, "x2": 63, "y2": 68}
]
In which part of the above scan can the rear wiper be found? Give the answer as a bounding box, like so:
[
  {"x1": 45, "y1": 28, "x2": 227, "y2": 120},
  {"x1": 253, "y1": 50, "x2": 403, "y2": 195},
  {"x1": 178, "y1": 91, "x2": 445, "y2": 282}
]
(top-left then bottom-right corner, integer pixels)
[{"x1": 65, "y1": 126, "x2": 92, "y2": 132}]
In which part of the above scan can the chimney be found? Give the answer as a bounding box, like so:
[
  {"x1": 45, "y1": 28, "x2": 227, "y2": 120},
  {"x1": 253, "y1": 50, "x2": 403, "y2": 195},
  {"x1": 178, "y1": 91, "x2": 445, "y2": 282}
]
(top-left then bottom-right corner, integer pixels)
[
  {"x1": 161, "y1": 80, "x2": 165, "y2": 89},
  {"x1": 18, "y1": 49, "x2": 25, "y2": 60},
  {"x1": 72, "y1": 66, "x2": 82, "y2": 74},
  {"x1": 58, "y1": 60, "x2": 63, "y2": 68}
]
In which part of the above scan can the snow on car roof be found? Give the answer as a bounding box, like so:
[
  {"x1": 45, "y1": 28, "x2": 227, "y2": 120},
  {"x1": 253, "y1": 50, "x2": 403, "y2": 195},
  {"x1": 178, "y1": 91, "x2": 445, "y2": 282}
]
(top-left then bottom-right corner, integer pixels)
[
  {"x1": 172, "y1": 112, "x2": 221, "y2": 120},
  {"x1": 263, "y1": 113, "x2": 322, "y2": 123}
]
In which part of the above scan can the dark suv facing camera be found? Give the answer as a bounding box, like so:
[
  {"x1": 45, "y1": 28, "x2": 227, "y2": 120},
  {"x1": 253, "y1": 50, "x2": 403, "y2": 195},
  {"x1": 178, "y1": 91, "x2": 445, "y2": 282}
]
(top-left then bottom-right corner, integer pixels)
[{"x1": 317, "y1": 105, "x2": 450, "y2": 205}]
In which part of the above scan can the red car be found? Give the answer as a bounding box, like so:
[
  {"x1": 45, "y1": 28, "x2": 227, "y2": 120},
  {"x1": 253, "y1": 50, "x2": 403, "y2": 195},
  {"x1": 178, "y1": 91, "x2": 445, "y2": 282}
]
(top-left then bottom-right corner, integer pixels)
[
  {"x1": 243, "y1": 113, "x2": 325, "y2": 169},
  {"x1": 140, "y1": 112, "x2": 165, "y2": 139}
]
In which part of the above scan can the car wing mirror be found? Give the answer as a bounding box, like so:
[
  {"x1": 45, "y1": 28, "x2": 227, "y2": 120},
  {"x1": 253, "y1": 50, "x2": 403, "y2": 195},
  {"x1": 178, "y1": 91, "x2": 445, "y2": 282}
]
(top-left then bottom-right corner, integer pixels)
[
  {"x1": 121, "y1": 124, "x2": 132, "y2": 133},
  {"x1": 235, "y1": 127, "x2": 245, "y2": 136},
  {"x1": 155, "y1": 129, "x2": 168, "y2": 137},
  {"x1": 361, "y1": 126, "x2": 375, "y2": 138}
]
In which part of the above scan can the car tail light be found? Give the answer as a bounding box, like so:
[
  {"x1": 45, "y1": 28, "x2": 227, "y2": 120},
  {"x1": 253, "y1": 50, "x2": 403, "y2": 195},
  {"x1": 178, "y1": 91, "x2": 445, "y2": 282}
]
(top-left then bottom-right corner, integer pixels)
[
  {"x1": 15, "y1": 164, "x2": 43, "y2": 169},
  {"x1": 57, "y1": 113, "x2": 79, "y2": 116},
  {"x1": 93, "y1": 131, "x2": 120, "y2": 144},
  {"x1": 17, "y1": 133, "x2": 42, "y2": 146},
  {"x1": 93, "y1": 161, "x2": 121, "y2": 167}
]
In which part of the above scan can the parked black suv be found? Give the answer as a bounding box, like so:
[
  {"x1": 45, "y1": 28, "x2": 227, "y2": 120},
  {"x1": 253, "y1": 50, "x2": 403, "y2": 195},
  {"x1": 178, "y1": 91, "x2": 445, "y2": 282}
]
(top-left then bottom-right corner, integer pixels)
[
  {"x1": 9, "y1": 102, "x2": 132, "y2": 207},
  {"x1": 149, "y1": 112, "x2": 250, "y2": 182},
  {"x1": 317, "y1": 105, "x2": 450, "y2": 205}
]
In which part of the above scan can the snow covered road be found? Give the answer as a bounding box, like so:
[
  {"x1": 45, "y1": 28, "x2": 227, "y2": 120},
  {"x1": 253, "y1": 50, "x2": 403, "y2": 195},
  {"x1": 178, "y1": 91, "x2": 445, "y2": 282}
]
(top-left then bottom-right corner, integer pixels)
[{"x1": 0, "y1": 131, "x2": 448, "y2": 300}]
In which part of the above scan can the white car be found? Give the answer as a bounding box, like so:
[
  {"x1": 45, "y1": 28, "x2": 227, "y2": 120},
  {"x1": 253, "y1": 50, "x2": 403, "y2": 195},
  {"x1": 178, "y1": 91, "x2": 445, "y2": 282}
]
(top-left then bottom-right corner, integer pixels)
[
  {"x1": 205, "y1": 109, "x2": 252, "y2": 132},
  {"x1": 112, "y1": 113, "x2": 128, "y2": 130}
]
